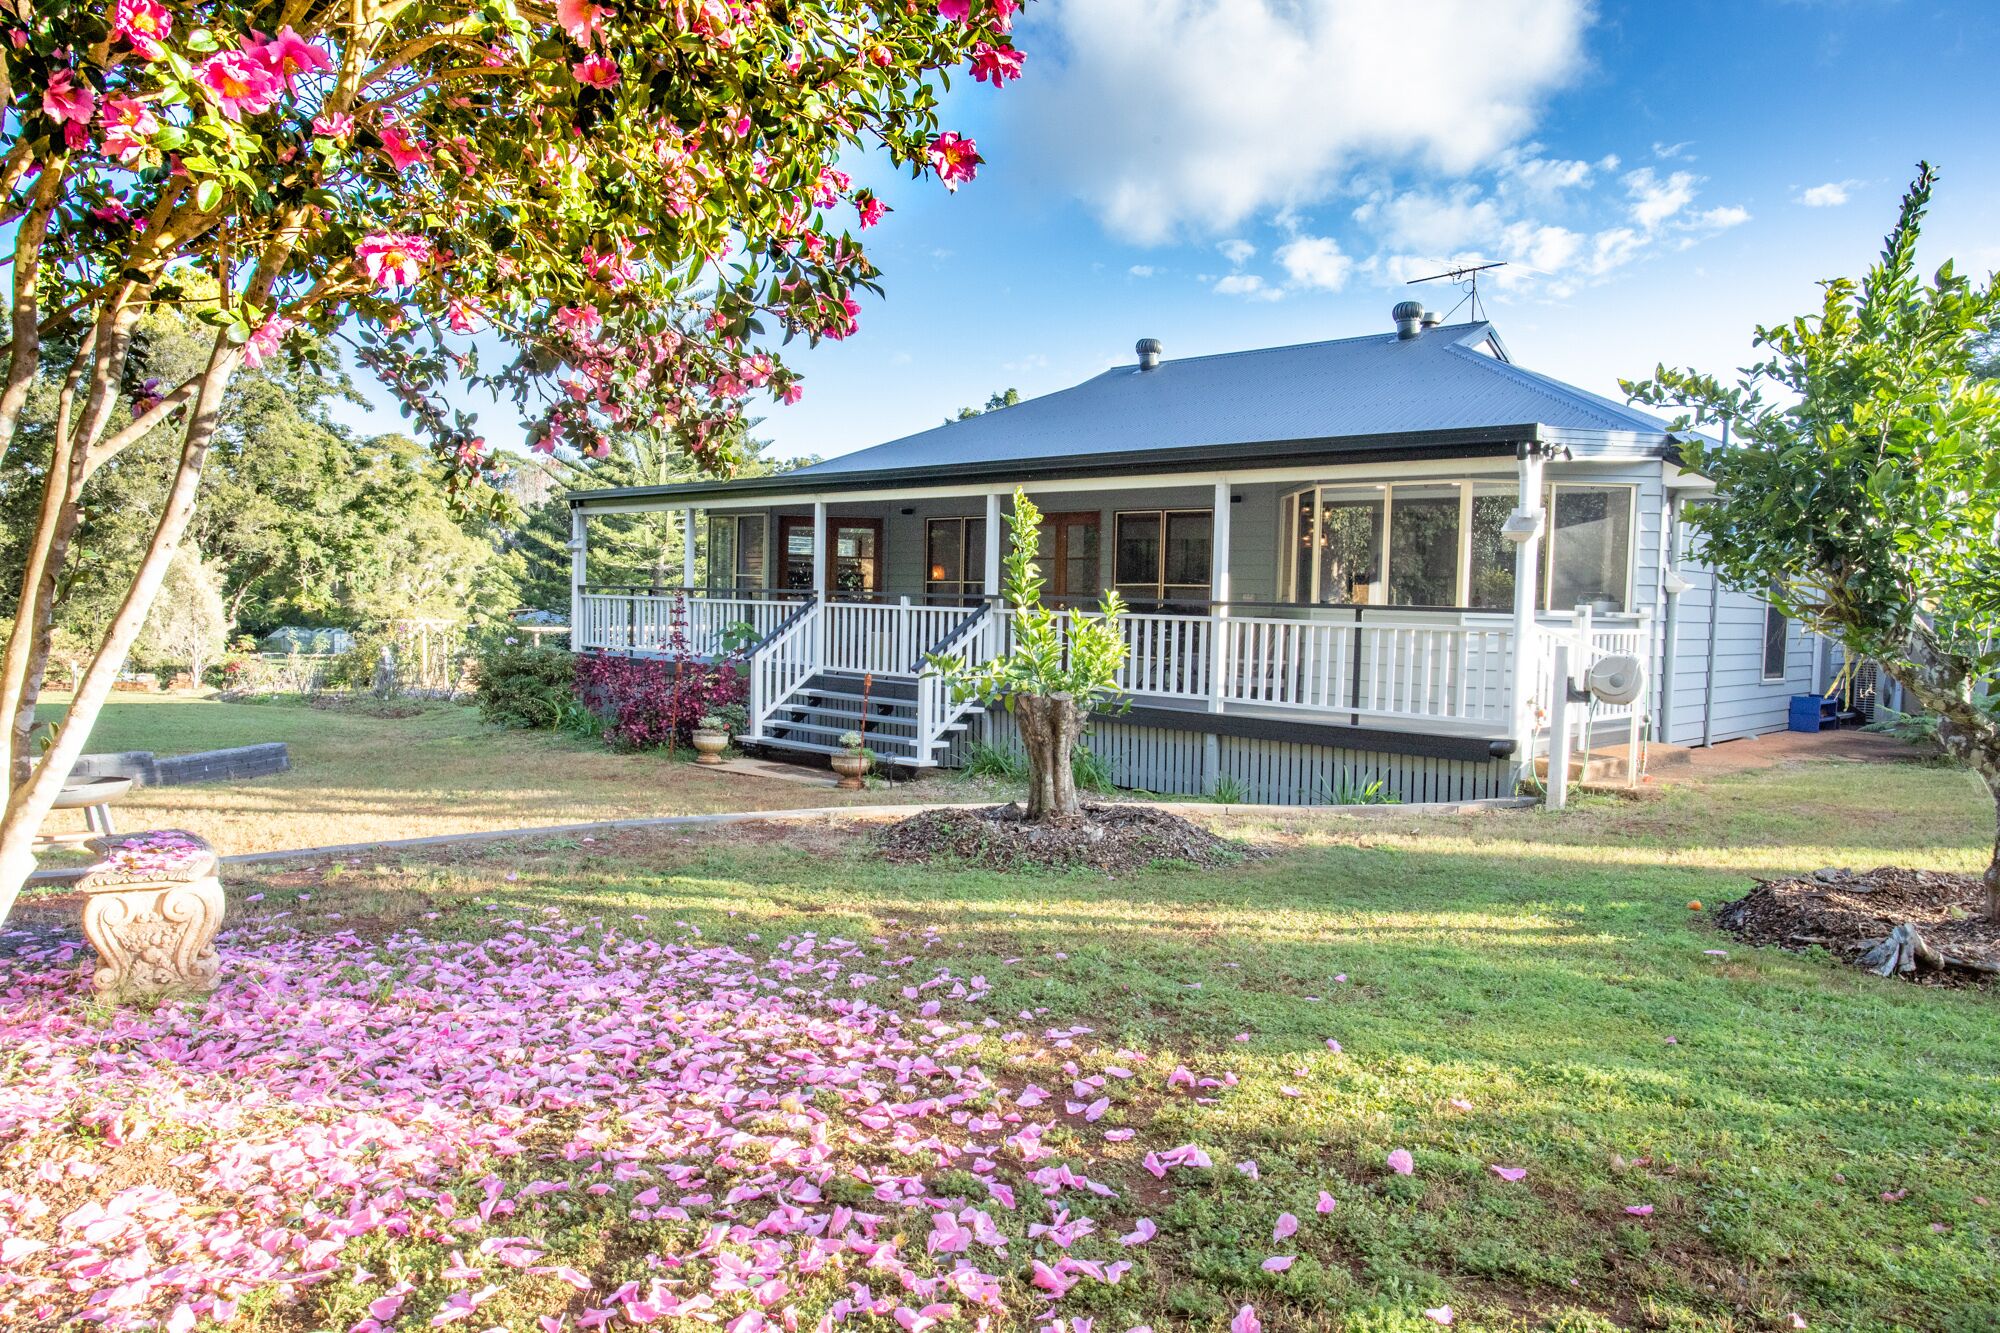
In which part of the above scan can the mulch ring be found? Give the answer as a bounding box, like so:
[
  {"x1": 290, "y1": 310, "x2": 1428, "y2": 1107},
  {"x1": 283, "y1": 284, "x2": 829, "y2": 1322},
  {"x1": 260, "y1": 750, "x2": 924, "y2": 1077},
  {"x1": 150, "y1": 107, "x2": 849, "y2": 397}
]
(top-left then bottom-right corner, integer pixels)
[
  {"x1": 1714, "y1": 866, "x2": 1999, "y2": 985},
  {"x1": 875, "y1": 802, "x2": 1258, "y2": 874}
]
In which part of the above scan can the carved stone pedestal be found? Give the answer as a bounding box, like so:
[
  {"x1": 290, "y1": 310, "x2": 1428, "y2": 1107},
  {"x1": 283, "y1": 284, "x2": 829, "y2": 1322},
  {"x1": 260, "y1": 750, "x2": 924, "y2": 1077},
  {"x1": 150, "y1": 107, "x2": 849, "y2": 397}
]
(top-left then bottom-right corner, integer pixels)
[{"x1": 77, "y1": 830, "x2": 224, "y2": 998}]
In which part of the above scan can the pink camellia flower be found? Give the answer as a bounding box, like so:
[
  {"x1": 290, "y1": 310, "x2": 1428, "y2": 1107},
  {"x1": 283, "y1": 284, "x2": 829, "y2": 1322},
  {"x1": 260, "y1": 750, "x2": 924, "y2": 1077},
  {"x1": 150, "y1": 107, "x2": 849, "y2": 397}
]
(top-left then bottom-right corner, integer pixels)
[
  {"x1": 970, "y1": 42, "x2": 1022, "y2": 85},
  {"x1": 259, "y1": 27, "x2": 333, "y2": 92},
  {"x1": 572, "y1": 55, "x2": 619, "y2": 88},
  {"x1": 197, "y1": 48, "x2": 280, "y2": 120},
  {"x1": 557, "y1": 0, "x2": 612, "y2": 44},
  {"x1": 937, "y1": 0, "x2": 971, "y2": 22},
  {"x1": 243, "y1": 316, "x2": 293, "y2": 369},
  {"x1": 357, "y1": 232, "x2": 431, "y2": 288},
  {"x1": 928, "y1": 131, "x2": 979, "y2": 191},
  {"x1": 378, "y1": 122, "x2": 429, "y2": 171},
  {"x1": 312, "y1": 111, "x2": 354, "y2": 139},
  {"x1": 1387, "y1": 1149, "x2": 1415, "y2": 1176},
  {"x1": 113, "y1": 0, "x2": 172, "y2": 59},
  {"x1": 101, "y1": 96, "x2": 159, "y2": 162},
  {"x1": 854, "y1": 191, "x2": 887, "y2": 228},
  {"x1": 42, "y1": 69, "x2": 96, "y2": 127}
]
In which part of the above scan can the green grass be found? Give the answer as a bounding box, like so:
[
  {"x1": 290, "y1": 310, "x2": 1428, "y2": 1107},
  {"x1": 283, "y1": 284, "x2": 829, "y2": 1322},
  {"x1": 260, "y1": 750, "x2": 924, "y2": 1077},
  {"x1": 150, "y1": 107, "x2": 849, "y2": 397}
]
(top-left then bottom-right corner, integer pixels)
[
  {"x1": 195, "y1": 753, "x2": 1999, "y2": 1332},
  {"x1": 31, "y1": 692, "x2": 928, "y2": 854}
]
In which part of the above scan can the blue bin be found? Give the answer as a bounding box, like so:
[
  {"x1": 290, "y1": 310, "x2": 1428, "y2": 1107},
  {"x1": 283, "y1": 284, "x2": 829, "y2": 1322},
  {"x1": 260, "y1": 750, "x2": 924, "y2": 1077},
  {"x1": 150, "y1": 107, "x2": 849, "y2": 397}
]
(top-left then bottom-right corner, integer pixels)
[{"x1": 1789, "y1": 694, "x2": 1836, "y2": 732}]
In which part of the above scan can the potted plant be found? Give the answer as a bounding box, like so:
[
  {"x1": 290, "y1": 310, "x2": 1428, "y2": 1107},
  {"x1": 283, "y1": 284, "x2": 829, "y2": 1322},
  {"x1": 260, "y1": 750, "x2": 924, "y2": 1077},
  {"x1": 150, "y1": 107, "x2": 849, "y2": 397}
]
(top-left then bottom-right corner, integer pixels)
[
  {"x1": 831, "y1": 731, "x2": 873, "y2": 789},
  {"x1": 691, "y1": 713, "x2": 732, "y2": 765}
]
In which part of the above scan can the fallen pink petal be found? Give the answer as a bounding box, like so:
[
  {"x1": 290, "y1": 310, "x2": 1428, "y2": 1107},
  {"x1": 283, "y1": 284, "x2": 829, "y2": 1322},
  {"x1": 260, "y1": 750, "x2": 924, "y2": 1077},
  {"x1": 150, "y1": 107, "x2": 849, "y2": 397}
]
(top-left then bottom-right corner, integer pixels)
[{"x1": 1490, "y1": 1165, "x2": 1527, "y2": 1182}]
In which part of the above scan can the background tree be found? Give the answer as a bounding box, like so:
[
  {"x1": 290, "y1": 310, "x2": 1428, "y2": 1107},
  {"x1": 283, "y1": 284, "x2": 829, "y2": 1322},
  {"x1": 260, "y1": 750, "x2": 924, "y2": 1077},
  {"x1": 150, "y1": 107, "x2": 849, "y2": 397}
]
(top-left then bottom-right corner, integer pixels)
[
  {"x1": 135, "y1": 544, "x2": 229, "y2": 685},
  {"x1": 0, "y1": 0, "x2": 1025, "y2": 912},
  {"x1": 949, "y1": 387, "x2": 1020, "y2": 423},
  {"x1": 1624, "y1": 163, "x2": 2000, "y2": 917},
  {"x1": 932, "y1": 490, "x2": 1126, "y2": 822}
]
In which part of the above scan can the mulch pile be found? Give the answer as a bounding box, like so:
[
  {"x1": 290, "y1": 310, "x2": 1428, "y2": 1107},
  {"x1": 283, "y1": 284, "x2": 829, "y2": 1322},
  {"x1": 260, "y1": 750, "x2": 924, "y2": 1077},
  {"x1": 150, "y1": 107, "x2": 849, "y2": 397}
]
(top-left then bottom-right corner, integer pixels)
[
  {"x1": 1714, "y1": 866, "x2": 1999, "y2": 985},
  {"x1": 875, "y1": 802, "x2": 1255, "y2": 874}
]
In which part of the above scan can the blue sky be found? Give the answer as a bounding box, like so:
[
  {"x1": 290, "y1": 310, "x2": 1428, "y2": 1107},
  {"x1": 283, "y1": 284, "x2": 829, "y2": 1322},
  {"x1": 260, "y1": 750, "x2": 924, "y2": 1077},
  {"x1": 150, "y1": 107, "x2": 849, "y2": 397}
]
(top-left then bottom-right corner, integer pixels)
[{"x1": 333, "y1": 0, "x2": 2000, "y2": 468}]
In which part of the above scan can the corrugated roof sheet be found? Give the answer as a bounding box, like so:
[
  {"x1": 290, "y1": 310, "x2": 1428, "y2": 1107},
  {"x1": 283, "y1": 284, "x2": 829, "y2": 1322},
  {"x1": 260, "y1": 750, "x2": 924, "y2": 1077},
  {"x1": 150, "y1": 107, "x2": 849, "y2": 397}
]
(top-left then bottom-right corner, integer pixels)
[{"x1": 786, "y1": 322, "x2": 1675, "y2": 480}]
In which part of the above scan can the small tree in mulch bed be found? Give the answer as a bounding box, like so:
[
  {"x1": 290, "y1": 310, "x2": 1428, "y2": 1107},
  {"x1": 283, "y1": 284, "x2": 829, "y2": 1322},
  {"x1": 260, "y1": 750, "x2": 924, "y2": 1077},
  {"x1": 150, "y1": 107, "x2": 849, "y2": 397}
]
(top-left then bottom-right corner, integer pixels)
[
  {"x1": 1626, "y1": 163, "x2": 2000, "y2": 919},
  {"x1": 929, "y1": 489, "x2": 1128, "y2": 824}
]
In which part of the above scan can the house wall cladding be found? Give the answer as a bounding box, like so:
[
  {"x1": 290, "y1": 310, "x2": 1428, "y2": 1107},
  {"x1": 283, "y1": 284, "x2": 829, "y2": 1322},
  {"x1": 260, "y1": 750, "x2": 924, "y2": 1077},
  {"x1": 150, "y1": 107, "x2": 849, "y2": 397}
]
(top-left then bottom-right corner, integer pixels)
[
  {"x1": 1661, "y1": 527, "x2": 1818, "y2": 746},
  {"x1": 977, "y1": 709, "x2": 1515, "y2": 806}
]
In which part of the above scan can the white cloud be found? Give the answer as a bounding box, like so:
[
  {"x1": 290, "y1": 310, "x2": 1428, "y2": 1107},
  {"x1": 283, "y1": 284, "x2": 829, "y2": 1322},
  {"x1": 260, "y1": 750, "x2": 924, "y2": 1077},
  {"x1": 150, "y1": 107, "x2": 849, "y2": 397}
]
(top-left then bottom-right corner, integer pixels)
[
  {"x1": 1275, "y1": 236, "x2": 1353, "y2": 291},
  {"x1": 1013, "y1": 0, "x2": 1592, "y2": 244},
  {"x1": 1799, "y1": 180, "x2": 1858, "y2": 208},
  {"x1": 1695, "y1": 205, "x2": 1750, "y2": 230},
  {"x1": 1652, "y1": 140, "x2": 1693, "y2": 160},
  {"x1": 1624, "y1": 167, "x2": 1697, "y2": 230},
  {"x1": 1217, "y1": 238, "x2": 1257, "y2": 267},
  {"x1": 1368, "y1": 186, "x2": 1505, "y2": 254},
  {"x1": 1127, "y1": 264, "x2": 1158, "y2": 278},
  {"x1": 1213, "y1": 273, "x2": 1283, "y2": 301}
]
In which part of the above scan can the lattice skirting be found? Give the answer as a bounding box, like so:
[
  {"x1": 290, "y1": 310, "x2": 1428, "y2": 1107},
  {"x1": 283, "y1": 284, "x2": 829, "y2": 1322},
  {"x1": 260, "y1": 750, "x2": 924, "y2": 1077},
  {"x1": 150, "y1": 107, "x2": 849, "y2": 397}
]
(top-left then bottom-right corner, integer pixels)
[{"x1": 970, "y1": 711, "x2": 1518, "y2": 806}]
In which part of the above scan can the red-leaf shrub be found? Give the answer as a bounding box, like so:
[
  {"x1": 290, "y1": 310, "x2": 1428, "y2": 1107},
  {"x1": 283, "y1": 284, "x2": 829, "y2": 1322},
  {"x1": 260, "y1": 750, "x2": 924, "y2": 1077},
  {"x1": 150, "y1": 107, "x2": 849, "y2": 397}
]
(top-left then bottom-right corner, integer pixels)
[{"x1": 574, "y1": 652, "x2": 747, "y2": 752}]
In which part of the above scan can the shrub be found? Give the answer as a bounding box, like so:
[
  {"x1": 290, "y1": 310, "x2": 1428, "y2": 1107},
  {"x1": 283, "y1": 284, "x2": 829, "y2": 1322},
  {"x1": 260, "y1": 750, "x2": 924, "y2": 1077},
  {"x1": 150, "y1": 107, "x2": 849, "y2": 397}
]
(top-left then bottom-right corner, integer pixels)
[
  {"x1": 960, "y1": 741, "x2": 1029, "y2": 782},
  {"x1": 474, "y1": 642, "x2": 578, "y2": 730},
  {"x1": 572, "y1": 652, "x2": 747, "y2": 751},
  {"x1": 1072, "y1": 744, "x2": 1117, "y2": 794}
]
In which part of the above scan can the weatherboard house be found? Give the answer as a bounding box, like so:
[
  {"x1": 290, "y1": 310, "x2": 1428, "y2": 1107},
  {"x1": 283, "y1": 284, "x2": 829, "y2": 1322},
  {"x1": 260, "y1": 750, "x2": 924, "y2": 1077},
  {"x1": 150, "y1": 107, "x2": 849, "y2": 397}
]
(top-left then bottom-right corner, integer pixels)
[{"x1": 566, "y1": 304, "x2": 1824, "y2": 803}]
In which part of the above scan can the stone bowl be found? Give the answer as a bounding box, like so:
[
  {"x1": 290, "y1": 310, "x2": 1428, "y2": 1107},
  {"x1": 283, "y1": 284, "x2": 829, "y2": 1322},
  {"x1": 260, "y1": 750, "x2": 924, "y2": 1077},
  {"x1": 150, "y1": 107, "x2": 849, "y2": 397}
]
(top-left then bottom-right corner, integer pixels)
[{"x1": 53, "y1": 775, "x2": 134, "y2": 808}]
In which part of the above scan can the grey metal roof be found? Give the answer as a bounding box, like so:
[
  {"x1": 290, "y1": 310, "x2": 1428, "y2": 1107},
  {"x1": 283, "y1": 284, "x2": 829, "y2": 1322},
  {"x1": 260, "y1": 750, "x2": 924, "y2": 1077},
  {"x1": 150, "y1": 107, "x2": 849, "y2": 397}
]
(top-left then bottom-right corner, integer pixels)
[{"x1": 570, "y1": 322, "x2": 1684, "y2": 505}]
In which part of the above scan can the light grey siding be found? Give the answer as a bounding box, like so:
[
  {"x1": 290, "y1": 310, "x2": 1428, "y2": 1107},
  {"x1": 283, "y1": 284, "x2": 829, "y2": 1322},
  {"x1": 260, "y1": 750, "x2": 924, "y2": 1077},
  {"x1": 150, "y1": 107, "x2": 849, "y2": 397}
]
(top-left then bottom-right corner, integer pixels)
[{"x1": 1660, "y1": 529, "x2": 1817, "y2": 745}]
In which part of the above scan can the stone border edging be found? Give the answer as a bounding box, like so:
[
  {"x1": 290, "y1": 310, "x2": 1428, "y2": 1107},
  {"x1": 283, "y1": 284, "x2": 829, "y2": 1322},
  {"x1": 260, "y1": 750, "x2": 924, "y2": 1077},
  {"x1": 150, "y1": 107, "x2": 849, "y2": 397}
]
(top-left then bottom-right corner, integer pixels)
[{"x1": 28, "y1": 796, "x2": 1534, "y2": 883}]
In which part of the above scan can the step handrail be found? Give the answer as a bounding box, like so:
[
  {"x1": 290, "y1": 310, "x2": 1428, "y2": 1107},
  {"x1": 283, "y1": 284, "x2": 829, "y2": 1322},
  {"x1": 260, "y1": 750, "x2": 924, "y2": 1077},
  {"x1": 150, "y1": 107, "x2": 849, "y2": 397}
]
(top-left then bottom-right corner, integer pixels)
[
  {"x1": 913, "y1": 601, "x2": 998, "y2": 761},
  {"x1": 747, "y1": 601, "x2": 822, "y2": 742},
  {"x1": 910, "y1": 600, "x2": 992, "y2": 674}
]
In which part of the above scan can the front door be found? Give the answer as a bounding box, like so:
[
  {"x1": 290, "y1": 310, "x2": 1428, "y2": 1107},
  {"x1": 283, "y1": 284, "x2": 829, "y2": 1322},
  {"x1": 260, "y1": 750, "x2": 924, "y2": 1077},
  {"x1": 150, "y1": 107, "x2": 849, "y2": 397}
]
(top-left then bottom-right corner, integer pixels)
[
  {"x1": 1037, "y1": 512, "x2": 1102, "y2": 606},
  {"x1": 779, "y1": 517, "x2": 884, "y2": 595}
]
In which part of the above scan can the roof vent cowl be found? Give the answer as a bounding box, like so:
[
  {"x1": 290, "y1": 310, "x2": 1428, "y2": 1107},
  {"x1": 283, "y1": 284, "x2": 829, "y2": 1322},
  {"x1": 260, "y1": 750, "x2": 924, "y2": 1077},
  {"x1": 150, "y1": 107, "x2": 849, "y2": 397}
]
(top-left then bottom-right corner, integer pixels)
[
  {"x1": 1392, "y1": 301, "x2": 1428, "y2": 340},
  {"x1": 1136, "y1": 337, "x2": 1163, "y2": 371}
]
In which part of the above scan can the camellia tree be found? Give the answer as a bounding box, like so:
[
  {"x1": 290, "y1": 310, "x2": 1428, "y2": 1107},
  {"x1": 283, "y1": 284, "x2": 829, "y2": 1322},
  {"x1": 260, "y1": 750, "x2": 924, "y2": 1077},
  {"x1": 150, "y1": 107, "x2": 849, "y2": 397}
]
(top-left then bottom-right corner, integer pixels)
[
  {"x1": 0, "y1": 0, "x2": 1028, "y2": 914},
  {"x1": 1625, "y1": 163, "x2": 2000, "y2": 918},
  {"x1": 932, "y1": 489, "x2": 1126, "y2": 822}
]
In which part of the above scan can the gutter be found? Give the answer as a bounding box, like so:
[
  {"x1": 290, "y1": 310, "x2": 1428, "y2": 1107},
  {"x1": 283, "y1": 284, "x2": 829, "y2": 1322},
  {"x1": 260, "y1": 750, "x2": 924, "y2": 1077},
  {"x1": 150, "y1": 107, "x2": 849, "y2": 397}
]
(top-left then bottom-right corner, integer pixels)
[{"x1": 563, "y1": 424, "x2": 1630, "y2": 507}]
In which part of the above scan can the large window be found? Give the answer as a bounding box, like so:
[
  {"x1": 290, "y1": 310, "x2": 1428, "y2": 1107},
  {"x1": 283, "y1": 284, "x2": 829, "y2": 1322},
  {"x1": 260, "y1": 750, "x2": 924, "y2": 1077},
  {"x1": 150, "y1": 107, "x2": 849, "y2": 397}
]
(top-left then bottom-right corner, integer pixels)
[
  {"x1": 777, "y1": 517, "x2": 882, "y2": 594},
  {"x1": 925, "y1": 517, "x2": 987, "y2": 605},
  {"x1": 705, "y1": 514, "x2": 766, "y2": 592},
  {"x1": 1281, "y1": 479, "x2": 1635, "y2": 612},
  {"x1": 1763, "y1": 593, "x2": 1788, "y2": 681},
  {"x1": 1542, "y1": 484, "x2": 1634, "y2": 613},
  {"x1": 1115, "y1": 509, "x2": 1211, "y2": 606},
  {"x1": 1386, "y1": 484, "x2": 1461, "y2": 606}
]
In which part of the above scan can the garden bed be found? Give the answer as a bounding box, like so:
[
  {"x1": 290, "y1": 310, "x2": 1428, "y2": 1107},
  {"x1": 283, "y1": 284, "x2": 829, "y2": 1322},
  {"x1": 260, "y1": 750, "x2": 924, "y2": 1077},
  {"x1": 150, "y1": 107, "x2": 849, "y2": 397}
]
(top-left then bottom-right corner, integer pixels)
[
  {"x1": 875, "y1": 801, "x2": 1253, "y2": 873},
  {"x1": 1715, "y1": 866, "x2": 1999, "y2": 984}
]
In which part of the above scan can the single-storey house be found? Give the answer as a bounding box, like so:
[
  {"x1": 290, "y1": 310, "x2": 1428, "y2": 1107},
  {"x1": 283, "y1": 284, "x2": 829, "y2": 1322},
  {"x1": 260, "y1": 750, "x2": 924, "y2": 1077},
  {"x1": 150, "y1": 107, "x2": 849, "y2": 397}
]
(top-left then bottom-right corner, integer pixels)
[{"x1": 565, "y1": 305, "x2": 1827, "y2": 803}]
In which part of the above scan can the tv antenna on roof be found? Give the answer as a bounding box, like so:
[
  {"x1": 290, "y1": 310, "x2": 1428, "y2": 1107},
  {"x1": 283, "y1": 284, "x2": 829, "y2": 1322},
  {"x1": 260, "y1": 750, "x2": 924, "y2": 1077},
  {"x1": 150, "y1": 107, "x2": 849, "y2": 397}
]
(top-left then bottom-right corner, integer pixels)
[{"x1": 1406, "y1": 260, "x2": 1507, "y2": 323}]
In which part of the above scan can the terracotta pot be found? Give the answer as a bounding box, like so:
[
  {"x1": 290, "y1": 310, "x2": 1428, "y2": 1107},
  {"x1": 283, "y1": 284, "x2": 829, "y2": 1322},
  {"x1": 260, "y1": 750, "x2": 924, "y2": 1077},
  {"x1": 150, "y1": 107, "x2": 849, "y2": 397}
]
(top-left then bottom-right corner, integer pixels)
[
  {"x1": 830, "y1": 751, "x2": 872, "y2": 790},
  {"x1": 691, "y1": 730, "x2": 729, "y2": 765}
]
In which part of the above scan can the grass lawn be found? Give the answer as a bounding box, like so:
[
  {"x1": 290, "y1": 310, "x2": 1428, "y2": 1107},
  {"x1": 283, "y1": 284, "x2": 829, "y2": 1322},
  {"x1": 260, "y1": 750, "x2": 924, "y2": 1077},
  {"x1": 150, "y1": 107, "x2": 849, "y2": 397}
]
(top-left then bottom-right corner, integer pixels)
[
  {"x1": 4, "y1": 748, "x2": 1995, "y2": 1332},
  {"x1": 32, "y1": 692, "x2": 929, "y2": 855}
]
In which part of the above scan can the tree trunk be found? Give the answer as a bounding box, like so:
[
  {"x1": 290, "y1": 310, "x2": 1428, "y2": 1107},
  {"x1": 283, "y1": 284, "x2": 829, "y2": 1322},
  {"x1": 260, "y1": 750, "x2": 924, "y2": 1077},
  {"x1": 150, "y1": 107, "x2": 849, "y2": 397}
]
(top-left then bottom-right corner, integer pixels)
[
  {"x1": 1015, "y1": 691, "x2": 1083, "y2": 823},
  {"x1": 0, "y1": 336, "x2": 242, "y2": 922}
]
